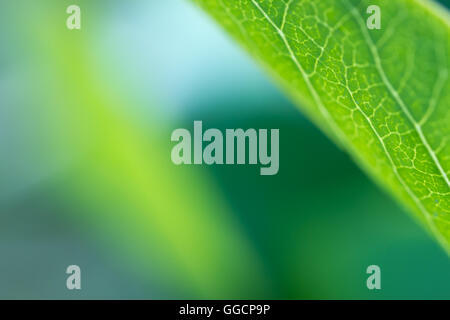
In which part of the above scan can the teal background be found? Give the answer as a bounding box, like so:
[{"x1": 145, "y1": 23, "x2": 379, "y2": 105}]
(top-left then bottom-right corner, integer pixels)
[{"x1": 0, "y1": 0, "x2": 449, "y2": 299}]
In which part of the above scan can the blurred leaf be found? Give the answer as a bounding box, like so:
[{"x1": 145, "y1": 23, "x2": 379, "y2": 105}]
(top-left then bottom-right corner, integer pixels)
[
  {"x1": 192, "y1": 0, "x2": 450, "y2": 252},
  {"x1": 4, "y1": 1, "x2": 269, "y2": 298}
]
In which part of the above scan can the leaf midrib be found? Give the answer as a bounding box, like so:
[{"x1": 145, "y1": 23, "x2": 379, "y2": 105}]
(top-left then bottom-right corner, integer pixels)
[
  {"x1": 248, "y1": 0, "x2": 450, "y2": 242},
  {"x1": 346, "y1": 1, "x2": 450, "y2": 189}
]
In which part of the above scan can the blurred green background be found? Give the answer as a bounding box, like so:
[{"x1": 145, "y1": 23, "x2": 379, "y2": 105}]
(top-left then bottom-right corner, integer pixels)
[{"x1": 0, "y1": 0, "x2": 449, "y2": 299}]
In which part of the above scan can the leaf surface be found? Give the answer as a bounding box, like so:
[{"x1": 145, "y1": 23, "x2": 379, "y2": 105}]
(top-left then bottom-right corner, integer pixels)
[{"x1": 192, "y1": 0, "x2": 450, "y2": 252}]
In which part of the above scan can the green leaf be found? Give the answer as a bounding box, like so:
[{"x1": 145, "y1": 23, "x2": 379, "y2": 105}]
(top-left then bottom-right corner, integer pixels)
[{"x1": 192, "y1": 0, "x2": 450, "y2": 253}]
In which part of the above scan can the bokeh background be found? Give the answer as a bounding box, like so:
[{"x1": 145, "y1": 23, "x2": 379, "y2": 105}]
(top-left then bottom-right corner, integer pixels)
[{"x1": 0, "y1": 0, "x2": 449, "y2": 299}]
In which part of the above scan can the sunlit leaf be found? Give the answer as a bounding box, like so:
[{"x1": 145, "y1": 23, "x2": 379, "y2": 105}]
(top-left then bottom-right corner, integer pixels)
[{"x1": 192, "y1": 0, "x2": 450, "y2": 252}]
